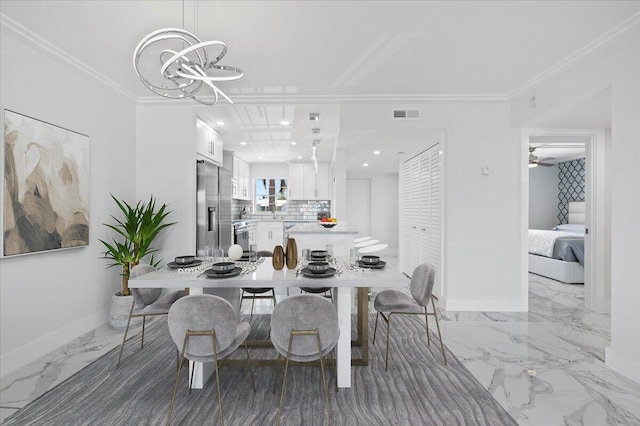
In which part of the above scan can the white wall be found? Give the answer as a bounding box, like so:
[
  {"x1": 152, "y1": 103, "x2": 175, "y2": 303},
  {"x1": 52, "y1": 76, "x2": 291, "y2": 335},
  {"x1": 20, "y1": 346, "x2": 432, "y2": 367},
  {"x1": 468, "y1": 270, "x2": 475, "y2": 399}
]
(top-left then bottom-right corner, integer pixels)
[
  {"x1": 340, "y1": 102, "x2": 523, "y2": 311},
  {"x1": 511, "y1": 26, "x2": 640, "y2": 383},
  {"x1": 528, "y1": 165, "x2": 559, "y2": 229},
  {"x1": 136, "y1": 106, "x2": 197, "y2": 261},
  {"x1": 0, "y1": 32, "x2": 136, "y2": 376},
  {"x1": 346, "y1": 173, "x2": 399, "y2": 251}
]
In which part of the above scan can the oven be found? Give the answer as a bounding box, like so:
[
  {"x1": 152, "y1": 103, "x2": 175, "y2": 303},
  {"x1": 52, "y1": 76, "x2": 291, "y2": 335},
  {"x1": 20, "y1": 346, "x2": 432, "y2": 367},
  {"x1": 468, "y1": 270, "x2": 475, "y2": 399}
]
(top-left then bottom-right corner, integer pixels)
[{"x1": 233, "y1": 222, "x2": 251, "y2": 251}]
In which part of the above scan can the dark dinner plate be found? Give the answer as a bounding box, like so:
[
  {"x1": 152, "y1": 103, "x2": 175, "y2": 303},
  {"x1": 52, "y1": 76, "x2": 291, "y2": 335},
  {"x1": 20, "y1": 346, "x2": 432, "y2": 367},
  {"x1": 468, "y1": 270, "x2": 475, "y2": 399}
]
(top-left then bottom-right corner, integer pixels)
[
  {"x1": 167, "y1": 260, "x2": 203, "y2": 269},
  {"x1": 356, "y1": 260, "x2": 386, "y2": 269},
  {"x1": 301, "y1": 267, "x2": 336, "y2": 278},
  {"x1": 204, "y1": 267, "x2": 242, "y2": 279}
]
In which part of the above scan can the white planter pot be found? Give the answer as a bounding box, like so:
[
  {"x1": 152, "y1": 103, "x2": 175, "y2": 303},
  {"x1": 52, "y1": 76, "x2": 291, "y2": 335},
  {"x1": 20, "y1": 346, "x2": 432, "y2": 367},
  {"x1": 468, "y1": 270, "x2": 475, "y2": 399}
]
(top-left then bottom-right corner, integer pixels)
[{"x1": 109, "y1": 294, "x2": 142, "y2": 331}]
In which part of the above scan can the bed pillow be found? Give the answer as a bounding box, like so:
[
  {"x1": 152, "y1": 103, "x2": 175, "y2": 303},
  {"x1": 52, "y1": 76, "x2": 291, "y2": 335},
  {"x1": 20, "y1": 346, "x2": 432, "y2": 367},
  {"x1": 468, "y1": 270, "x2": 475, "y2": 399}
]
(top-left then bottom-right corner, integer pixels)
[{"x1": 552, "y1": 224, "x2": 585, "y2": 234}]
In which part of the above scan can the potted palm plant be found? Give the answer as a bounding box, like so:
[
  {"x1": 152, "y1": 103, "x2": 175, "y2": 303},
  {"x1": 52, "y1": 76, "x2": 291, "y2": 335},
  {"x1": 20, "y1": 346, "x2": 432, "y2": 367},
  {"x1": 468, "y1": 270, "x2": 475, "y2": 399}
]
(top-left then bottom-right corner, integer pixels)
[{"x1": 100, "y1": 194, "x2": 175, "y2": 329}]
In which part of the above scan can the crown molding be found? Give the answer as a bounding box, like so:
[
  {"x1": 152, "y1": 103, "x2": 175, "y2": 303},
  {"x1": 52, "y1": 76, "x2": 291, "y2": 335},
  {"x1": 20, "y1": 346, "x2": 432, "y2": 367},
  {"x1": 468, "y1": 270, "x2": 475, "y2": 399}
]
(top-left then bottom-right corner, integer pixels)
[
  {"x1": 137, "y1": 92, "x2": 510, "y2": 106},
  {"x1": 509, "y1": 12, "x2": 640, "y2": 98},
  {"x1": 0, "y1": 13, "x2": 138, "y2": 103}
]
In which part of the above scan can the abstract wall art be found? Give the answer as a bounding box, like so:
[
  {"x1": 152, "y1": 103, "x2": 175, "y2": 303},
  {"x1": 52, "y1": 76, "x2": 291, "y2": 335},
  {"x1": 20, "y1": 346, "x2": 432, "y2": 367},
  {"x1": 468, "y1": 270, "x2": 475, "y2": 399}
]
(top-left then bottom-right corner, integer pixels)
[{"x1": 3, "y1": 110, "x2": 90, "y2": 256}]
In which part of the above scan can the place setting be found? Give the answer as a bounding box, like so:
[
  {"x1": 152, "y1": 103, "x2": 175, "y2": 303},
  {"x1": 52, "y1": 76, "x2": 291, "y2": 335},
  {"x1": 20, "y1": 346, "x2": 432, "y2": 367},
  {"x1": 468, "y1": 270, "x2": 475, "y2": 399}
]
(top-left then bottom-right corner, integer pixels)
[
  {"x1": 355, "y1": 255, "x2": 386, "y2": 269},
  {"x1": 166, "y1": 255, "x2": 203, "y2": 270},
  {"x1": 296, "y1": 248, "x2": 342, "y2": 277},
  {"x1": 203, "y1": 261, "x2": 243, "y2": 279}
]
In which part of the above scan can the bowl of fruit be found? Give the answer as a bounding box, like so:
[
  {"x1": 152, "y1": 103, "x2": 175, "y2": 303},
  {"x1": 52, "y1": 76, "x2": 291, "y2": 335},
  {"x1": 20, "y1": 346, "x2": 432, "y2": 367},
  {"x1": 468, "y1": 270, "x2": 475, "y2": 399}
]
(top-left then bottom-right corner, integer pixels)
[{"x1": 320, "y1": 217, "x2": 338, "y2": 228}]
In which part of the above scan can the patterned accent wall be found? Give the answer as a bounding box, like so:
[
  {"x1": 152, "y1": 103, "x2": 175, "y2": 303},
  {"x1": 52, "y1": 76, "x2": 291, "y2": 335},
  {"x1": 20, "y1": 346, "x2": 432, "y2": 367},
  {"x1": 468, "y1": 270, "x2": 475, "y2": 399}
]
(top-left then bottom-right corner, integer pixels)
[{"x1": 557, "y1": 158, "x2": 585, "y2": 224}]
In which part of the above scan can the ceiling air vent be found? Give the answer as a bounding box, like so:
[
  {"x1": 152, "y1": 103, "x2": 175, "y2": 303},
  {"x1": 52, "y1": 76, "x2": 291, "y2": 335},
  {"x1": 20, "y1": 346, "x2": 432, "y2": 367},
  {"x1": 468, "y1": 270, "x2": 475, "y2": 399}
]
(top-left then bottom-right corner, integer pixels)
[{"x1": 393, "y1": 109, "x2": 421, "y2": 120}]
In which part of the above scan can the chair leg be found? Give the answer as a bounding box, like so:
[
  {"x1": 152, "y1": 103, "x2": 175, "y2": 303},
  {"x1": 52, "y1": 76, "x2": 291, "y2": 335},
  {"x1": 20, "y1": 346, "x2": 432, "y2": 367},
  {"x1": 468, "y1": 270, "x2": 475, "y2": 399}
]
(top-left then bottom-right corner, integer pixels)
[
  {"x1": 424, "y1": 308, "x2": 431, "y2": 346},
  {"x1": 277, "y1": 335, "x2": 294, "y2": 426},
  {"x1": 385, "y1": 314, "x2": 392, "y2": 371},
  {"x1": 244, "y1": 342, "x2": 256, "y2": 392},
  {"x1": 372, "y1": 312, "x2": 380, "y2": 345},
  {"x1": 116, "y1": 300, "x2": 135, "y2": 369},
  {"x1": 211, "y1": 333, "x2": 224, "y2": 426},
  {"x1": 140, "y1": 315, "x2": 147, "y2": 349},
  {"x1": 431, "y1": 297, "x2": 448, "y2": 365},
  {"x1": 188, "y1": 361, "x2": 195, "y2": 394},
  {"x1": 316, "y1": 333, "x2": 333, "y2": 426},
  {"x1": 272, "y1": 354, "x2": 281, "y2": 395},
  {"x1": 271, "y1": 289, "x2": 277, "y2": 307},
  {"x1": 167, "y1": 335, "x2": 188, "y2": 426}
]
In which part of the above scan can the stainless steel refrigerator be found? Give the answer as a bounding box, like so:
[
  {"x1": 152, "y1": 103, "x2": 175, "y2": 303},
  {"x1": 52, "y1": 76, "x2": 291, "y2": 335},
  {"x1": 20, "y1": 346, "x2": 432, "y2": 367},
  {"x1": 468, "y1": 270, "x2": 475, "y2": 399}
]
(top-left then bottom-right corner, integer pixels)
[{"x1": 196, "y1": 160, "x2": 233, "y2": 256}]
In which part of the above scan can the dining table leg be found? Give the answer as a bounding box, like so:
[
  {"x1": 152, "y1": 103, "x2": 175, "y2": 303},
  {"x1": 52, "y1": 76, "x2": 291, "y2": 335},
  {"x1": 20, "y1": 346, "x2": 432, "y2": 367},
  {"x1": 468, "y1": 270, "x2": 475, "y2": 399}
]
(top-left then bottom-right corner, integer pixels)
[{"x1": 335, "y1": 286, "x2": 352, "y2": 388}]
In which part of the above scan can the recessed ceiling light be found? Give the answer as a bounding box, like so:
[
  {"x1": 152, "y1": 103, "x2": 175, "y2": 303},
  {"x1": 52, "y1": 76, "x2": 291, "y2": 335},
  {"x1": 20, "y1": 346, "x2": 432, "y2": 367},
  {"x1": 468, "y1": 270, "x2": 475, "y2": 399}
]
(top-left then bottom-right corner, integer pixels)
[
  {"x1": 240, "y1": 141, "x2": 247, "y2": 145},
  {"x1": 216, "y1": 121, "x2": 224, "y2": 126},
  {"x1": 373, "y1": 150, "x2": 380, "y2": 155},
  {"x1": 363, "y1": 163, "x2": 369, "y2": 167},
  {"x1": 258, "y1": 156, "x2": 263, "y2": 159},
  {"x1": 291, "y1": 141, "x2": 296, "y2": 145},
  {"x1": 297, "y1": 156, "x2": 302, "y2": 159},
  {"x1": 280, "y1": 120, "x2": 290, "y2": 126}
]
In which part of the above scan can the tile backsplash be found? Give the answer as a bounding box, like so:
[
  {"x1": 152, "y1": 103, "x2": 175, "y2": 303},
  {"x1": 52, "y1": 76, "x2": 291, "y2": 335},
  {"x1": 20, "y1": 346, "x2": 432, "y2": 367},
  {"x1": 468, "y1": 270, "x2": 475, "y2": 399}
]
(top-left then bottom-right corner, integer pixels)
[
  {"x1": 287, "y1": 200, "x2": 331, "y2": 220},
  {"x1": 232, "y1": 199, "x2": 253, "y2": 219},
  {"x1": 238, "y1": 199, "x2": 331, "y2": 221}
]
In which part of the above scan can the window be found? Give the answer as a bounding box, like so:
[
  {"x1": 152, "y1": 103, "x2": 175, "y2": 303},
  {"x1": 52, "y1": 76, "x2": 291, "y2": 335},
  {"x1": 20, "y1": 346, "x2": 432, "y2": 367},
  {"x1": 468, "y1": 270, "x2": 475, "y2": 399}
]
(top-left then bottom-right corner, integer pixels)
[{"x1": 255, "y1": 179, "x2": 288, "y2": 213}]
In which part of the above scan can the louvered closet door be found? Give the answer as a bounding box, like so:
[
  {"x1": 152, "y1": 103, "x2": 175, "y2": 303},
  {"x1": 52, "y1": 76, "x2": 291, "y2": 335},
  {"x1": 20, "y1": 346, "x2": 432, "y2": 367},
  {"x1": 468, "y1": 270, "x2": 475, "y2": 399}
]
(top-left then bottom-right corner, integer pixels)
[
  {"x1": 418, "y1": 151, "x2": 431, "y2": 273},
  {"x1": 401, "y1": 156, "x2": 420, "y2": 276},
  {"x1": 427, "y1": 147, "x2": 441, "y2": 296},
  {"x1": 400, "y1": 143, "x2": 441, "y2": 295}
]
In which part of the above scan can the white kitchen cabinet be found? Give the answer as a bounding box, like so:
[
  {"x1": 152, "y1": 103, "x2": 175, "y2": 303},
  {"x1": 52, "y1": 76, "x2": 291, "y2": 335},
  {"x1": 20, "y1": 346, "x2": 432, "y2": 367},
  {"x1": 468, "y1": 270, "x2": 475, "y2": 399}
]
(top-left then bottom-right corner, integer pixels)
[
  {"x1": 255, "y1": 221, "x2": 284, "y2": 252},
  {"x1": 231, "y1": 154, "x2": 251, "y2": 201},
  {"x1": 288, "y1": 162, "x2": 331, "y2": 200},
  {"x1": 196, "y1": 119, "x2": 223, "y2": 166}
]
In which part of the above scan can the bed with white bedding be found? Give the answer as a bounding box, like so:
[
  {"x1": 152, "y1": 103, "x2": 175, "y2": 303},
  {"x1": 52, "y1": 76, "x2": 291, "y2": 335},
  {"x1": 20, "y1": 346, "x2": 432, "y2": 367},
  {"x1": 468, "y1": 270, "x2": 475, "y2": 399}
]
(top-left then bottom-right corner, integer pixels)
[{"x1": 528, "y1": 201, "x2": 585, "y2": 284}]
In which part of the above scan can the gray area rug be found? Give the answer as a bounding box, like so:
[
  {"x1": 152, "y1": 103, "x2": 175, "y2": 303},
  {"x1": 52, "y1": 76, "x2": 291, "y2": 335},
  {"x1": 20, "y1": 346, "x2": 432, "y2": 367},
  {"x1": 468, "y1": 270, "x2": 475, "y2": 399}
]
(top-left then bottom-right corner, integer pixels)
[{"x1": 5, "y1": 315, "x2": 516, "y2": 425}]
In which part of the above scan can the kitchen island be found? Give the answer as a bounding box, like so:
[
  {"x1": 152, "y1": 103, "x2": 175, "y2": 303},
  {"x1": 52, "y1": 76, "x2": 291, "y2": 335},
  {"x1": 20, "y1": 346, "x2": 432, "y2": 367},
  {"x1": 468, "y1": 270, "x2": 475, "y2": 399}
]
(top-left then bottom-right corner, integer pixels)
[{"x1": 285, "y1": 223, "x2": 358, "y2": 257}]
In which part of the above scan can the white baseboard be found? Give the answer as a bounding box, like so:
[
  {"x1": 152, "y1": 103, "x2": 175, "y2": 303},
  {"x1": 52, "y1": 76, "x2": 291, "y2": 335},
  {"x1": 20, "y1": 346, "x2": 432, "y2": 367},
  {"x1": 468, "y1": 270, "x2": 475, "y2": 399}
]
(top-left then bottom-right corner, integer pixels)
[
  {"x1": 1, "y1": 309, "x2": 109, "y2": 379},
  {"x1": 443, "y1": 298, "x2": 528, "y2": 312},
  {"x1": 605, "y1": 346, "x2": 640, "y2": 385}
]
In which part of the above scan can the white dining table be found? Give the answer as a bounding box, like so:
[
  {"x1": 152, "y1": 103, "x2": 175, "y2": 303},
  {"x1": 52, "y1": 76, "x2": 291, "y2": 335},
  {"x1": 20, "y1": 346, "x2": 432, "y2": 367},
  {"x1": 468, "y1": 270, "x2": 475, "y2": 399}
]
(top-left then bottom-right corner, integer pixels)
[{"x1": 129, "y1": 258, "x2": 409, "y2": 388}]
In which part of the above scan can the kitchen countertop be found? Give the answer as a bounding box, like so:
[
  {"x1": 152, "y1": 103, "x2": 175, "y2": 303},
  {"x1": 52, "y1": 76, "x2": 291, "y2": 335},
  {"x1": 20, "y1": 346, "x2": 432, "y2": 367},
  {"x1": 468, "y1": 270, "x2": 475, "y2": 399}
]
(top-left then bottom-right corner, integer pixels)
[{"x1": 286, "y1": 223, "x2": 357, "y2": 234}]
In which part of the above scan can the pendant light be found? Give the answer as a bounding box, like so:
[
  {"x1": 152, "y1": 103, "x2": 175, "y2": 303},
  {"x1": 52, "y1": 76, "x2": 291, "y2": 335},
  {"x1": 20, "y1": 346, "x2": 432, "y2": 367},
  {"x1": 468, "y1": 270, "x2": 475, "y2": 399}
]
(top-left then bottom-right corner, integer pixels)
[{"x1": 133, "y1": 0, "x2": 243, "y2": 105}]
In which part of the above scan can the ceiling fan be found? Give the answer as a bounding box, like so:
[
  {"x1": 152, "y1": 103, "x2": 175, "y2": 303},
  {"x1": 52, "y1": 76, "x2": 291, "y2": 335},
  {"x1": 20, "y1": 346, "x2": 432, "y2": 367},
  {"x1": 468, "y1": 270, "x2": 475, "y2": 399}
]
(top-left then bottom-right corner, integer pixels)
[{"x1": 528, "y1": 146, "x2": 555, "y2": 167}]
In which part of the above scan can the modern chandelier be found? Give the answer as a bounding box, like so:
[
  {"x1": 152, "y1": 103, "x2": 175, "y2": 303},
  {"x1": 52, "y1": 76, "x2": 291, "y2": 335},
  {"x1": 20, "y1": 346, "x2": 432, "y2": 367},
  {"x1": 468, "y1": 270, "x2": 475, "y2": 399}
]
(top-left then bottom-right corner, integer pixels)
[{"x1": 133, "y1": 27, "x2": 243, "y2": 105}]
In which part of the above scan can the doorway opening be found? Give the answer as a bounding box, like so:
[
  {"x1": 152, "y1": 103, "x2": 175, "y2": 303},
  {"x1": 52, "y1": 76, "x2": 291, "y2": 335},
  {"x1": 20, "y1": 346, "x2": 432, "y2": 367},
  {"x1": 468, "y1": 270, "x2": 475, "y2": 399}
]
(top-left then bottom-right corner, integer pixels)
[{"x1": 523, "y1": 129, "x2": 609, "y2": 313}]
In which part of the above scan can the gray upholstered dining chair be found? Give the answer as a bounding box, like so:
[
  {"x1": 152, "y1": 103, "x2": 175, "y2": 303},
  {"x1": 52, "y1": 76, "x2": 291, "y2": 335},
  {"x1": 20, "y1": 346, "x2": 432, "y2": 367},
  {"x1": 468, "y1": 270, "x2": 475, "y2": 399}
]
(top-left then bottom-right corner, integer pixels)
[
  {"x1": 271, "y1": 294, "x2": 339, "y2": 426},
  {"x1": 116, "y1": 264, "x2": 184, "y2": 368},
  {"x1": 166, "y1": 294, "x2": 256, "y2": 426},
  {"x1": 373, "y1": 263, "x2": 447, "y2": 370},
  {"x1": 299, "y1": 286, "x2": 333, "y2": 301},
  {"x1": 241, "y1": 250, "x2": 276, "y2": 316}
]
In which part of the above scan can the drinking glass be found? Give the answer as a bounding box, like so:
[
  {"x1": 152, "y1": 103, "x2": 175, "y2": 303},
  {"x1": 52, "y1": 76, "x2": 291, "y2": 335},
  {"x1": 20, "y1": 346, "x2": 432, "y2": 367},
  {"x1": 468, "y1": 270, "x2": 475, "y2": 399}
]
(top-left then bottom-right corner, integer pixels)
[
  {"x1": 350, "y1": 247, "x2": 358, "y2": 263},
  {"x1": 204, "y1": 245, "x2": 214, "y2": 261},
  {"x1": 301, "y1": 248, "x2": 310, "y2": 261},
  {"x1": 325, "y1": 244, "x2": 334, "y2": 259},
  {"x1": 213, "y1": 248, "x2": 224, "y2": 263},
  {"x1": 249, "y1": 244, "x2": 258, "y2": 261}
]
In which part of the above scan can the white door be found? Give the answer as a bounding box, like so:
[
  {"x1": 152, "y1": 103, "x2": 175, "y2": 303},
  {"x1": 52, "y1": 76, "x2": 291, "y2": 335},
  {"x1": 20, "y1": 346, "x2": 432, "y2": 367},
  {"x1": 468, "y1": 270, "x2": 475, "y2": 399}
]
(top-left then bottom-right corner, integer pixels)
[{"x1": 346, "y1": 179, "x2": 371, "y2": 241}]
